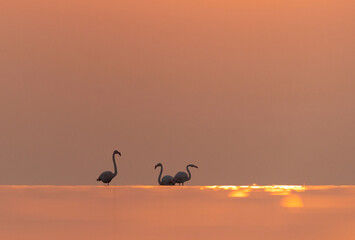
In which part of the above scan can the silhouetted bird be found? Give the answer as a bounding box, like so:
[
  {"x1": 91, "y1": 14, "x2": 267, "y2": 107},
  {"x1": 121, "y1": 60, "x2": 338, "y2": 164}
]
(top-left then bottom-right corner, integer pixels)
[
  {"x1": 155, "y1": 163, "x2": 175, "y2": 185},
  {"x1": 97, "y1": 150, "x2": 121, "y2": 185},
  {"x1": 174, "y1": 164, "x2": 198, "y2": 186}
]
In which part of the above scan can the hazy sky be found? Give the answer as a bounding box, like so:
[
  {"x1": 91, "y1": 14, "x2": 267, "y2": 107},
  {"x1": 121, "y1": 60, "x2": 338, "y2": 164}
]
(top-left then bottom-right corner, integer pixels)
[{"x1": 0, "y1": 0, "x2": 354, "y2": 185}]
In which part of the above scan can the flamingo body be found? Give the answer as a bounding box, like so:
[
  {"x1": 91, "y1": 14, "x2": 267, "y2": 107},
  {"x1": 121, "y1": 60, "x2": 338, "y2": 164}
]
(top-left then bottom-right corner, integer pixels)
[
  {"x1": 161, "y1": 175, "x2": 175, "y2": 185},
  {"x1": 173, "y1": 172, "x2": 189, "y2": 184},
  {"x1": 97, "y1": 171, "x2": 115, "y2": 184}
]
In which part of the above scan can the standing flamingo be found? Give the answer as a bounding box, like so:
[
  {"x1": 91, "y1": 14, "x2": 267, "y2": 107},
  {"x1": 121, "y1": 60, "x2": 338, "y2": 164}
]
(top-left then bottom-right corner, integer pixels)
[
  {"x1": 155, "y1": 163, "x2": 175, "y2": 185},
  {"x1": 174, "y1": 164, "x2": 198, "y2": 185},
  {"x1": 97, "y1": 150, "x2": 121, "y2": 185}
]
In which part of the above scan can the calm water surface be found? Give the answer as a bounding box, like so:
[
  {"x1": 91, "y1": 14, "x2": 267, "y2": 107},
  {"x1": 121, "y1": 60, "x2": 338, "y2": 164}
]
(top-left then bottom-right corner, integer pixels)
[{"x1": 1, "y1": 185, "x2": 355, "y2": 240}]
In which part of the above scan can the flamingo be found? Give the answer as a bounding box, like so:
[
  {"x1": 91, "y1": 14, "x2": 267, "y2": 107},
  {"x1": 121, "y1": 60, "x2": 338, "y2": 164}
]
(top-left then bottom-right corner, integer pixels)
[
  {"x1": 155, "y1": 163, "x2": 175, "y2": 185},
  {"x1": 97, "y1": 150, "x2": 121, "y2": 185},
  {"x1": 174, "y1": 164, "x2": 198, "y2": 186}
]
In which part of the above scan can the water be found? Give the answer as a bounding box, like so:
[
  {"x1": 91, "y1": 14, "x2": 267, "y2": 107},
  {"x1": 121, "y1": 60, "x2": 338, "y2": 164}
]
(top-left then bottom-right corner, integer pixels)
[{"x1": 1, "y1": 185, "x2": 354, "y2": 240}]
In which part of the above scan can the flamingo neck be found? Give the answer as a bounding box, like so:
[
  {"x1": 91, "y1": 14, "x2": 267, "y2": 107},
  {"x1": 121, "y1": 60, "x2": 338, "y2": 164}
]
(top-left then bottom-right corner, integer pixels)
[
  {"x1": 158, "y1": 165, "x2": 163, "y2": 185},
  {"x1": 186, "y1": 165, "x2": 192, "y2": 180},
  {"x1": 113, "y1": 153, "x2": 118, "y2": 176}
]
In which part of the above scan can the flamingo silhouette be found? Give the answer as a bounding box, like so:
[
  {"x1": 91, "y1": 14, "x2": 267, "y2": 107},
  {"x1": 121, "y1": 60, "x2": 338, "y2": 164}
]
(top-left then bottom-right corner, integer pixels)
[
  {"x1": 155, "y1": 163, "x2": 175, "y2": 185},
  {"x1": 174, "y1": 164, "x2": 198, "y2": 186},
  {"x1": 97, "y1": 150, "x2": 121, "y2": 185}
]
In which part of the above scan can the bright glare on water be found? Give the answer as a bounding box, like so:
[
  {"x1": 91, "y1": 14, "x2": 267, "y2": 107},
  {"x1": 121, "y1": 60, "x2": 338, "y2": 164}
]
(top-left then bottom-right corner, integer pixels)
[{"x1": 1, "y1": 185, "x2": 355, "y2": 240}]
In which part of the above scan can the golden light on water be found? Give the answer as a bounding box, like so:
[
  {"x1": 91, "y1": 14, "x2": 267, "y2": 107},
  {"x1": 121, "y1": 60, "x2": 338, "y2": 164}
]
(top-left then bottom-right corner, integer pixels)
[
  {"x1": 201, "y1": 185, "x2": 306, "y2": 208},
  {"x1": 203, "y1": 185, "x2": 305, "y2": 190},
  {"x1": 1, "y1": 185, "x2": 355, "y2": 239},
  {"x1": 202, "y1": 185, "x2": 240, "y2": 190},
  {"x1": 202, "y1": 185, "x2": 306, "y2": 197},
  {"x1": 228, "y1": 191, "x2": 250, "y2": 198},
  {"x1": 281, "y1": 194, "x2": 304, "y2": 208}
]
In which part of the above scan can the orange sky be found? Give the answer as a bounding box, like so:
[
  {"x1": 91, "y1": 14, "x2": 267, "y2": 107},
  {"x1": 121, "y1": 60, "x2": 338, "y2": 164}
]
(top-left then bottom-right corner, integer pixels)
[{"x1": 0, "y1": 0, "x2": 354, "y2": 185}]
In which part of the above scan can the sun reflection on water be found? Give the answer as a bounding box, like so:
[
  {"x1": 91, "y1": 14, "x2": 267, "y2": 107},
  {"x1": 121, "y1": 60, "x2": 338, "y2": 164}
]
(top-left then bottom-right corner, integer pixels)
[
  {"x1": 281, "y1": 194, "x2": 304, "y2": 208},
  {"x1": 202, "y1": 185, "x2": 305, "y2": 192},
  {"x1": 201, "y1": 185, "x2": 307, "y2": 200},
  {"x1": 201, "y1": 185, "x2": 307, "y2": 206},
  {"x1": 2, "y1": 185, "x2": 355, "y2": 239},
  {"x1": 228, "y1": 190, "x2": 250, "y2": 198}
]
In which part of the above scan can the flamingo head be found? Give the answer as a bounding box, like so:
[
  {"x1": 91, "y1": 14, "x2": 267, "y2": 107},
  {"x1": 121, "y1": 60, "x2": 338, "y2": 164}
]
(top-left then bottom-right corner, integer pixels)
[
  {"x1": 155, "y1": 163, "x2": 162, "y2": 169},
  {"x1": 188, "y1": 164, "x2": 198, "y2": 168},
  {"x1": 113, "y1": 150, "x2": 121, "y2": 156}
]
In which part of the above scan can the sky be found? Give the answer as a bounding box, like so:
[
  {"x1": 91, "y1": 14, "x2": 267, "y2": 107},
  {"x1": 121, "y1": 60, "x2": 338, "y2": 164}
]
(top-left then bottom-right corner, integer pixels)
[{"x1": 0, "y1": 0, "x2": 354, "y2": 185}]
